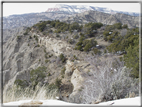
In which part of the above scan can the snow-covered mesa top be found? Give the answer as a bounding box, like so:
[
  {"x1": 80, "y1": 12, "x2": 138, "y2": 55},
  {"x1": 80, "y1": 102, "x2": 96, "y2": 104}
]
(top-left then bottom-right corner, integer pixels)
[
  {"x1": 46, "y1": 4, "x2": 139, "y2": 16},
  {"x1": 2, "y1": 96, "x2": 141, "y2": 106}
]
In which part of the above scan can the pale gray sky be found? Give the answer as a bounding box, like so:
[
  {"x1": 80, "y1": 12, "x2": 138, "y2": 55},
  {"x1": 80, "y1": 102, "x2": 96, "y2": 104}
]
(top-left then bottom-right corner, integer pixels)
[{"x1": 2, "y1": 1, "x2": 141, "y2": 17}]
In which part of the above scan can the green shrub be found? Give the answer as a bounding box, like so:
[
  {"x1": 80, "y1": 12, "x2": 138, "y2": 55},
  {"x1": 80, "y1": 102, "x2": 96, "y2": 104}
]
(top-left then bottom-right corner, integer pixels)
[
  {"x1": 79, "y1": 35, "x2": 85, "y2": 42},
  {"x1": 45, "y1": 53, "x2": 48, "y2": 59},
  {"x1": 103, "y1": 31, "x2": 110, "y2": 36},
  {"x1": 48, "y1": 72, "x2": 51, "y2": 76},
  {"x1": 104, "y1": 49, "x2": 107, "y2": 53},
  {"x1": 30, "y1": 66, "x2": 47, "y2": 90},
  {"x1": 75, "y1": 45, "x2": 83, "y2": 51},
  {"x1": 56, "y1": 34, "x2": 60, "y2": 37},
  {"x1": 93, "y1": 48, "x2": 101, "y2": 55},
  {"x1": 68, "y1": 39, "x2": 74, "y2": 44},
  {"x1": 61, "y1": 75, "x2": 64, "y2": 78},
  {"x1": 45, "y1": 59, "x2": 49, "y2": 63},
  {"x1": 113, "y1": 23, "x2": 122, "y2": 29},
  {"x1": 37, "y1": 44, "x2": 40, "y2": 47},
  {"x1": 26, "y1": 27, "x2": 31, "y2": 31},
  {"x1": 29, "y1": 36, "x2": 32, "y2": 39},
  {"x1": 124, "y1": 44, "x2": 139, "y2": 78},
  {"x1": 23, "y1": 32, "x2": 28, "y2": 35},
  {"x1": 73, "y1": 55, "x2": 78, "y2": 60},
  {"x1": 42, "y1": 32, "x2": 46, "y2": 35},
  {"x1": 73, "y1": 35, "x2": 79, "y2": 39},
  {"x1": 55, "y1": 30, "x2": 61, "y2": 33},
  {"x1": 48, "y1": 83, "x2": 58, "y2": 91},
  {"x1": 105, "y1": 25, "x2": 114, "y2": 31},
  {"x1": 55, "y1": 78, "x2": 62, "y2": 89},
  {"x1": 44, "y1": 49, "x2": 47, "y2": 53},
  {"x1": 49, "y1": 54, "x2": 53, "y2": 58},
  {"x1": 76, "y1": 41, "x2": 83, "y2": 46},
  {"x1": 17, "y1": 36, "x2": 20, "y2": 40},
  {"x1": 59, "y1": 53, "x2": 66, "y2": 63},
  {"x1": 122, "y1": 24, "x2": 128, "y2": 29},
  {"x1": 84, "y1": 43, "x2": 92, "y2": 52},
  {"x1": 14, "y1": 79, "x2": 29, "y2": 88},
  {"x1": 61, "y1": 67, "x2": 66, "y2": 75},
  {"x1": 37, "y1": 22, "x2": 46, "y2": 32},
  {"x1": 35, "y1": 36, "x2": 38, "y2": 42}
]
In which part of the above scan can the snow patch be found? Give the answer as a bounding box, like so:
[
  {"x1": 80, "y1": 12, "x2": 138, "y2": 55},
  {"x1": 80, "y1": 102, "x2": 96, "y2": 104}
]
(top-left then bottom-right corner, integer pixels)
[{"x1": 3, "y1": 96, "x2": 141, "y2": 106}]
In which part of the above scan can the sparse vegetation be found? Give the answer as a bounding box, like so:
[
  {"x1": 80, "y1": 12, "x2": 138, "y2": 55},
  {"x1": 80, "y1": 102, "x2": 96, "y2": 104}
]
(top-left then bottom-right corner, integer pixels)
[
  {"x1": 45, "y1": 59, "x2": 49, "y2": 63},
  {"x1": 3, "y1": 19, "x2": 139, "y2": 104},
  {"x1": 56, "y1": 34, "x2": 60, "y2": 37},
  {"x1": 73, "y1": 55, "x2": 78, "y2": 60},
  {"x1": 37, "y1": 44, "x2": 40, "y2": 47},
  {"x1": 106, "y1": 27, "x2": 139, "y2": 78},
  {"x1": 17, "y1": 35, "x2": 21, "y2": 40},
  {"x1": 59, "y1": 53, "x2": 66, "y2": 63},
  {"x1": 14, "y1": 79, "x2": 29, "y2": 89},
  {"x1": 30, "y1": 66, "x2": 47, "y2": 90},
  {"x1": 14, "y1": 66, "x2": 48, "y2": 90},
  {"x1": 29, "y1": 36, "x2": 32, "y2": 39},
  {"x1": 55, "y1": 78, "x2": 62, "y2": 89},
  {"x1": 68, "y1": 39, "x2": 74, "y2": 44},
  {"x1": 93, "y1": 48, "x2": 101, "y2": 55},
  {"x1": 48, "y1": 72, "x2": 51, "y2": 76},
  {"x1": 61, "y1": 67, "x2": 66, "y2": 75},
  {"x1": 73, "y1": 34, "x2": 79, "y2": 39},
  {"x1": 35, "y1": 36, "x2": 38, "y2": 42},
  {"x1": 45, "y1": 53, "x2": 48, "y2": 59},
  {"x1": 23, "y1": 32, "x2": 28, "y2": 35}
]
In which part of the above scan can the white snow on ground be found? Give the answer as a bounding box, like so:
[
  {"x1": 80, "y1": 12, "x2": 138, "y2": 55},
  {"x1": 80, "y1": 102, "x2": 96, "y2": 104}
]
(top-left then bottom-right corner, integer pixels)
[
  {"x1": 97, "y1": 96, "x2": 141, "y2": 106},
  {"x1": 2, "y1": 96, "x2": 141, "y2": 106}
]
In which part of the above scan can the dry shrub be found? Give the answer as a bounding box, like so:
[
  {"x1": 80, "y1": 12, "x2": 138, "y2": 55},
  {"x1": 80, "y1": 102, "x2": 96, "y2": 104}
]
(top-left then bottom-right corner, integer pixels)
[
  {"x1": 79, "y1": 55, "x2": 139, "y2": 104},
  {"x1": 3, "y1": 84, "x2": 58, "y2": 103}
]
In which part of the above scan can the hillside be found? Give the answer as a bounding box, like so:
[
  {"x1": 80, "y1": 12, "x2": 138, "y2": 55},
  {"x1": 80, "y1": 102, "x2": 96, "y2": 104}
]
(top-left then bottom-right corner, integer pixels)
[
  {"x1": 2, "y1": 20, "x2": 139, "y2": 104},
  {"x1": 2, "y1": 9, "x2": 139, "y2": 30},
  {"x1": 1, "y1": 4, "x2": 139, "y2": 44},
  {"x1": 61, "y1": 10, "x2": 139, "y2": 28}
]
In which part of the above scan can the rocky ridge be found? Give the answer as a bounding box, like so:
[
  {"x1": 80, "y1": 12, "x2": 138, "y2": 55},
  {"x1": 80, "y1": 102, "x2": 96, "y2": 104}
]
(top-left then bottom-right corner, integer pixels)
[
  {"x1": 2, "y1": 26, "x2": 94, "y2": 103},
  {"x1": 61, "y1": 10, "x2": 139, "y2": 28}
]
